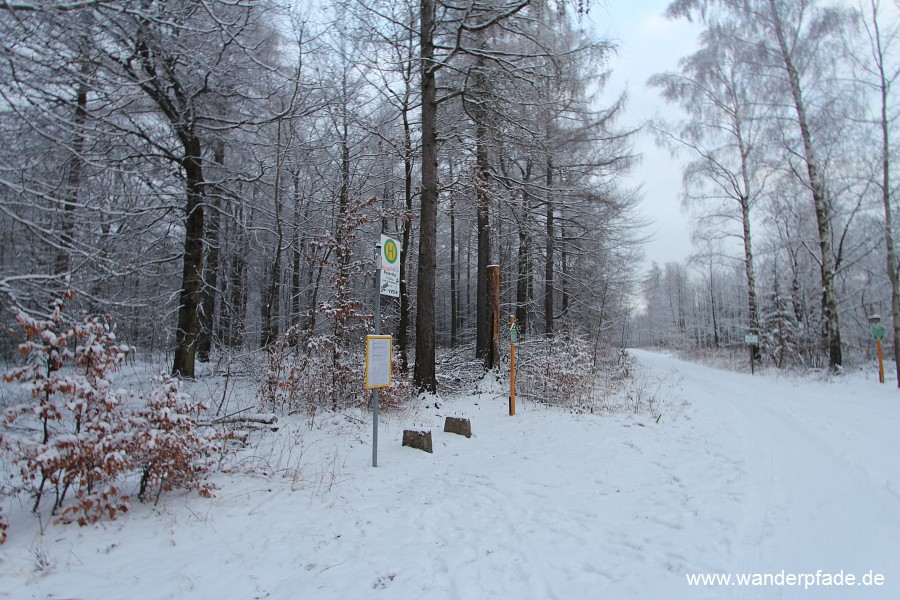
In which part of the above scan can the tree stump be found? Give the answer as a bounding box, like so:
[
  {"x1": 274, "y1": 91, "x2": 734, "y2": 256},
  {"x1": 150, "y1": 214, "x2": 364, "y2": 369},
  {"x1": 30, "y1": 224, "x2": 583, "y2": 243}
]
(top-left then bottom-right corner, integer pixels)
[
  {"x1": 402, "y1": 429, "x2": 433, "y2": 453},
  {"x1": 443, "y1": 416, "x2": 472, "y2": 438}
]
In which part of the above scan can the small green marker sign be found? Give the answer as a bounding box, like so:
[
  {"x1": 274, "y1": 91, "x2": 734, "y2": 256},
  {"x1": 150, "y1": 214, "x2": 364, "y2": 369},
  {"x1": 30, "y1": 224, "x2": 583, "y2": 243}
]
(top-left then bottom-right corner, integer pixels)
[
  {"x1": 383, "y1": 238, "x2": 398, "y2": 266},
  {"x1": 379, "y1": 235, "x2": 400, "y2": 297},
  {"x1": 872, "y1": 323, "x2": 887, "y2": 341}
]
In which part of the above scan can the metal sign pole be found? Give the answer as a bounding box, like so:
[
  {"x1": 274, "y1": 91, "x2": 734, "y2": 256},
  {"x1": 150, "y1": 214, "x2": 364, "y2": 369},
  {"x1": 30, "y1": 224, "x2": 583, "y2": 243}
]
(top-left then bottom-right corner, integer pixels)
[{"x1": 373, "y1": 245, "x2": 381, "y2": 467}]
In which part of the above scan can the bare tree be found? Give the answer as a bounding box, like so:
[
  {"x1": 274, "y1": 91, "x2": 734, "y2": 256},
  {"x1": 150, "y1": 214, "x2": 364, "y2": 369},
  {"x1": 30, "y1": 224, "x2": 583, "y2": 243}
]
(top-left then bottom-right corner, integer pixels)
[
  {"x1": 849, "y1": 0, "x2": 900, "y2": 384},
  {"x1": 651, "y1": 21, "x2": 767, "y2": 351},
  {"x1": 668, "y1": 0, "x2": 851, "y2": 370},
  {"x1": 414, "y1": 0, "x2": 528, "y2": 391}
]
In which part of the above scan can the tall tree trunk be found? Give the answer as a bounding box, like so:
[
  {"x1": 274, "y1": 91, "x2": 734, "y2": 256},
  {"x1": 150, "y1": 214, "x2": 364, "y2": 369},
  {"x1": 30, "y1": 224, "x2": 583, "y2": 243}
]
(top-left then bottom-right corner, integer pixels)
[
  {"x1": 469, "y1": 46, "x2": 492, "y2": 366},
  {"x1": 332, "y1": 113, "x2": 352, "y2": 343},
  {"x1": 474, "y1": 125, "x2": 491, "y2": 363},
  {"x1": 398, "y1": 110, "x2": 414, "y2": 369},
  {"x1": 709, "y1": 275, "x2": 720, "y2": 348},
  {"x1": 769, "y1": 0, "x2": 842, "y2": 370},
  {"x1": 544, "y1": 157, "x2": 555, "y2": 335},
  {"x1": 466, "y1": 226, "x2": 472, "y2": 330},
  {"x1": 261, "y1": 118, "x2": 285, "y2": 349},
  {"x1": 220, "y1": 209, "x2": 235, "y2": 347},
  {"x1": 198, "y1": 141, "x2": 224, "y2": 362},
  {"x1": 560, "y1": 219, "x2": 569, "y2": 320},
  {"x1": 225, "y1": 202, "x2": 250, "y2": 350},
  {"x1": 55, "y1": 78, "x2": 88, "y2": 281},
  {"x1": 172, "y1": 137, "x2": 205, "y2": 378},
  {"x1": 871, "y1": 6, "x2": 900, "y2": 386},
  {"x1": 290, "y1": 171, "x2": 304, "y2": 345},
  {"x1": 486, "y1": 265, "x2": 500, "y2": 369},
  {"x1": 735, "y1": 101, "x2": 760, "y2": 355},
  {"x1": 516, "y1": 192, "x2": 530, "y2": 335},
  {"x1": 788, "y1": 248, "x2": 805, "y2": 324},
  {"x1": 225, "y1": 245, "x2": 247, "y2": 349},
  {"x1": 739, "y1": 191, "x2": 760, "y2": 359},
  {"x1": 414, "y1": 0, "x2": 438, "y2": 392},
  {"x1": 450, "y1": 190, "x2": 458, "y2": 348},
  {"x1": 305, "y1": 263, "x2": 324, "y2": 338}
]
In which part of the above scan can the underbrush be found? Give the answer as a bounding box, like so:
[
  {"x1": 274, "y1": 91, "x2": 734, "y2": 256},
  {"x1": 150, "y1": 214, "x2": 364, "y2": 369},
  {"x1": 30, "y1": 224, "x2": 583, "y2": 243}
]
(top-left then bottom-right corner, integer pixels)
[
  {"x1": 436, "y1": 337, "x2": 663, "y2": 418},
  {"x1": 0, "y1": 295, "x2": 220, "y2": 545},
  {"x1": 256, "y1": 326, "x2": 416, "y2": 422},
  {"x1": 1, "y1": 307, "x2": 671, "y2": 548}
]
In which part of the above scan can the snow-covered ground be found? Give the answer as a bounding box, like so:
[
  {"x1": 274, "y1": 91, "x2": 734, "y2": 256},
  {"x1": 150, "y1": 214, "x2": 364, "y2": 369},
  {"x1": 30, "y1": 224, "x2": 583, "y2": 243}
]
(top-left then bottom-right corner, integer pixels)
[{"x1": 2, "y1": 350, "x2": 899, "y2": 599}]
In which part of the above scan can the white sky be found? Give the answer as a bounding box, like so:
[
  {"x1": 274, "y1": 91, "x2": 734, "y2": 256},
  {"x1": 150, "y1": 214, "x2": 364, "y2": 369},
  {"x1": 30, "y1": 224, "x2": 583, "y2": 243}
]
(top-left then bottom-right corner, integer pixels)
[{"x1": 590, "y1": 0, "x2": 703, "y2": 270}]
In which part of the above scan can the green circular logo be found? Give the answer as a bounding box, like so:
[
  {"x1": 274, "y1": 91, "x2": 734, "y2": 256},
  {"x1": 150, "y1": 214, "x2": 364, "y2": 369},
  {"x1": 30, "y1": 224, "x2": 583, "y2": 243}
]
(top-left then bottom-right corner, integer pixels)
[
  {"x1": 383, "y1": 239, "x2": 398, "y2": 264},
  {"x1": 872, "y1": 324, "x2": 887, "y2": 341}
]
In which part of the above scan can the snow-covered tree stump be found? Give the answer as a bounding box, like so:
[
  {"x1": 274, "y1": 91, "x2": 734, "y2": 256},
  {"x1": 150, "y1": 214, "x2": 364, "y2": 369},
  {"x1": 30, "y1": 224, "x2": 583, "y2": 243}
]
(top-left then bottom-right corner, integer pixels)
[
  {"x1": 402, "y1": 429, "x2": 433, "y2": 453},
  {"x1": 443, "y1": 416, "x2": 472, "y2": 438}
]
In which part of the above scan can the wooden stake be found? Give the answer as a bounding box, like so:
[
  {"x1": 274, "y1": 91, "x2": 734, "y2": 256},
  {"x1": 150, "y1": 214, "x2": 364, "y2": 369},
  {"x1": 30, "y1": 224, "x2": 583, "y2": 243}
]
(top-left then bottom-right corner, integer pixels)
[{"x1": 509, "y1": 315, "x2": 516, "y2": 416}]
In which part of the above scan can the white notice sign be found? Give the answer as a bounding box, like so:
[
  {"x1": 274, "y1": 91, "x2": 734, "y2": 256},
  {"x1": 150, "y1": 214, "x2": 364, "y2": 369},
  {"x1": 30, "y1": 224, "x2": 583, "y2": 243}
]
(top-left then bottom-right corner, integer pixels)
[
  {"x1": 380, "y1": 269, "x2": 400, "y2": 297},
  {"x1": 365, "y1": 335, "x2": 392, "y2": 389}
]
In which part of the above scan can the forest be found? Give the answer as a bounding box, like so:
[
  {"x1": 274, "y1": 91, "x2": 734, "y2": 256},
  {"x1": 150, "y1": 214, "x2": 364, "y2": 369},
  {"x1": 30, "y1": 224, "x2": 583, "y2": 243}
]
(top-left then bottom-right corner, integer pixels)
[
  {"x1": 1, "y1": 0, "x2": 900, "y2": 394},
  {"x1": 0, "y1": 0, "x2": 642, "y2": 396},
  {"x1": 635, "y1": 0, "x2": 900, "y2": 379},
  {"x1": 3, "y1": 0, "x2": 900, "y2": 586}
]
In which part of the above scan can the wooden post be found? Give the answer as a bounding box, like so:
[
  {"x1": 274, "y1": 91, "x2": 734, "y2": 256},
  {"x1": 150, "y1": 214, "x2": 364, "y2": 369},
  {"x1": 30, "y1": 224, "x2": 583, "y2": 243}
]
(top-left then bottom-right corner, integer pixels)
[
  {"x1": 877, "y1": 339, "x2": 885, "y2": 383},
  {"x1": 509, "y1": 315, "x2": 516, "y2": 416},
  {"x1": 486, "y1": 265, "x2": 500, "y2": 370}
]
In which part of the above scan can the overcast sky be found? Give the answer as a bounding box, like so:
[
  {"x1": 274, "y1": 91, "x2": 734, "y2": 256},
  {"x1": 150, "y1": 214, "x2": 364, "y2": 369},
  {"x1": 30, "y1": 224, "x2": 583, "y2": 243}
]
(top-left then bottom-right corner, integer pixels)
[{"x1": 589, "y1": 1, "x2": 703, "y2": 271}]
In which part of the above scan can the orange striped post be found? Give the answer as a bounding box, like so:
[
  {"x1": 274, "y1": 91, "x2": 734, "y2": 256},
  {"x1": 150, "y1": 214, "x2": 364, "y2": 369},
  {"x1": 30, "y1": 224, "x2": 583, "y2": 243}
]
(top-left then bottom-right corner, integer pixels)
[
  {"x1": 509, "y1": 315, "x2": 517, "y2": 416},
  {"x1": 871, "y1": 319, "x2": 886, "y2": 384}
]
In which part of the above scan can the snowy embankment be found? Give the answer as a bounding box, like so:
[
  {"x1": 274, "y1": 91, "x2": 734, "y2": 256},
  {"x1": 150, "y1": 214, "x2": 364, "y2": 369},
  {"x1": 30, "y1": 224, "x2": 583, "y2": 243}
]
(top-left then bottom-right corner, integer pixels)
[{"x1": 2, "y1": 350, "x2": 899, "y2": 599}]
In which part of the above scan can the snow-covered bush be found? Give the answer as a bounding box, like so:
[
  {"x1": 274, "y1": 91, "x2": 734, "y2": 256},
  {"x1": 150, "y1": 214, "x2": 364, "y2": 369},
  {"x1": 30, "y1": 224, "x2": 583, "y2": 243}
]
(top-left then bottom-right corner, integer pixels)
[
  {"x1": 131, "y1": 375, "x2": 215, "y2": 502},
  {"x1": 1, "y1": 294, "x2": 133, "y2": 523},
  {"x1": 0, "y1": 294, "x2": 216, "y2": 541}
]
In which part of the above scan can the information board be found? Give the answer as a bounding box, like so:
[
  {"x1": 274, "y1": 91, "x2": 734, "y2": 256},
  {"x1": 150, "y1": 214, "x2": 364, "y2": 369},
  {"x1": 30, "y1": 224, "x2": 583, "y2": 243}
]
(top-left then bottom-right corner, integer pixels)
[{"x1": 365, "y1": 335, "x2": 392, "y2": 389}]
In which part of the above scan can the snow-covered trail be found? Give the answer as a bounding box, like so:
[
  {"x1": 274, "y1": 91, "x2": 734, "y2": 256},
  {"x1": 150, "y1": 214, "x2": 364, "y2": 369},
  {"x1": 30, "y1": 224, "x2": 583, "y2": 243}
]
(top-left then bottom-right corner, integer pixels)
[
  {"x1": 2, "y1": 350, "x2": 899, "y2": 599},
  {"x1": 632, "y1": 350, "x2": 900, "y2": 598}
]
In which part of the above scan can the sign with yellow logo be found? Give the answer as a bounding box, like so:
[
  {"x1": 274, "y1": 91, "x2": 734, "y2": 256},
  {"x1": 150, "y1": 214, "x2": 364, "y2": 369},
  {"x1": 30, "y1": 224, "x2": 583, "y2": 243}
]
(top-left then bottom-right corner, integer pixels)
[{"x1": 380, "y1": 235, "x2": 400, "y2": 297}]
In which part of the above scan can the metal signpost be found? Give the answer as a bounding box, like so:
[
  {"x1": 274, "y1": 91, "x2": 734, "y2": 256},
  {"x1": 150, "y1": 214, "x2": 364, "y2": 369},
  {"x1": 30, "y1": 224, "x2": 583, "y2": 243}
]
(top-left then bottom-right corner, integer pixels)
[{"x1": 370, "y1": 236, "x2": 399, "y2": 467}]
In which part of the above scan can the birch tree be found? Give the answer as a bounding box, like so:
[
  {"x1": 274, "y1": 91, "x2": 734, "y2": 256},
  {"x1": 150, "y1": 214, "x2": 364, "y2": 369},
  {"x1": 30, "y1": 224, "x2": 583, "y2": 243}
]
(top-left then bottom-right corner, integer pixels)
[
  {"x1": 848, "y1": 0, "x2": 900, "y2": 384},
  {"x1": 668, "y1": 0, "x2": 850, "y2": 371},
  {"x1": 650, "y1": 22, "x2": 766, "y2": 347}
]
